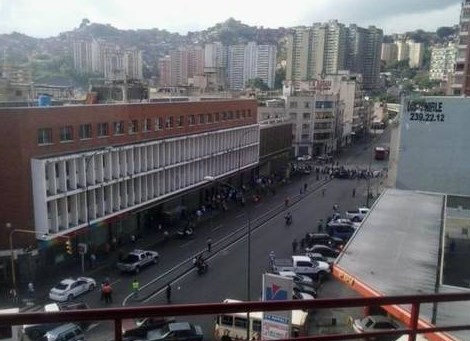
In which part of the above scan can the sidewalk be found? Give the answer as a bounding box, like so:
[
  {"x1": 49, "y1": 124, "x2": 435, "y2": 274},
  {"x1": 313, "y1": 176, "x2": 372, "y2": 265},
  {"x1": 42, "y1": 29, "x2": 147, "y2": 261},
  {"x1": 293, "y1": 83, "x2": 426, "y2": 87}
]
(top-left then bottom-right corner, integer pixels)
[{"x1": 3, "y1": 167, "x2": 323, "y2": 310}]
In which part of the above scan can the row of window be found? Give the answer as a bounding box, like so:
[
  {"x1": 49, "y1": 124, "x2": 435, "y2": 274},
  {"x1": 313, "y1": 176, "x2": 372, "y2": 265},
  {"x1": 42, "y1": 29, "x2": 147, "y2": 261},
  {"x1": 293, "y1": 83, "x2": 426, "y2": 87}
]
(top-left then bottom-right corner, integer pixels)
[
  {"x1": 288, "y1": 101, "x2": 333, "y2": 109},
  {"x1": 37, "y1": 109, "x2": 253, "y2": 145}
]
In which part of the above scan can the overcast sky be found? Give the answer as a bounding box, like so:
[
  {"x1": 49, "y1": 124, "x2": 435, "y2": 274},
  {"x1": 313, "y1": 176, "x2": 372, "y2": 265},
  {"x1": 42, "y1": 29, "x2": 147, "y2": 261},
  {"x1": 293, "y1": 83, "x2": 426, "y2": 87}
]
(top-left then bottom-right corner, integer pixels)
[{"x1": 0, "y1": 0, "x2": 463, "y2": 38}]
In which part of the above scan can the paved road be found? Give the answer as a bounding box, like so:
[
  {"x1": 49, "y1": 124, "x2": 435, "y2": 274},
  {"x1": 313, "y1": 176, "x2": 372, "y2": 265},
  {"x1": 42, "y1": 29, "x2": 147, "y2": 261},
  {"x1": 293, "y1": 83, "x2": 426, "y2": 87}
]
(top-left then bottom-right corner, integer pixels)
[{"x1": 13, "y1": 129, "x2": 391, "y2": 340}]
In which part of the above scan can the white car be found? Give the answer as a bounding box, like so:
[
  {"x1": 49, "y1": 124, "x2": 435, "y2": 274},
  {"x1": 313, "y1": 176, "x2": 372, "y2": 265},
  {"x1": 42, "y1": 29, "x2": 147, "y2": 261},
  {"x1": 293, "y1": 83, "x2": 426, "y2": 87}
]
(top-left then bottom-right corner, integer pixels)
[{"x1": 49, "y1": 277, "x2": 96, "y2": 302}]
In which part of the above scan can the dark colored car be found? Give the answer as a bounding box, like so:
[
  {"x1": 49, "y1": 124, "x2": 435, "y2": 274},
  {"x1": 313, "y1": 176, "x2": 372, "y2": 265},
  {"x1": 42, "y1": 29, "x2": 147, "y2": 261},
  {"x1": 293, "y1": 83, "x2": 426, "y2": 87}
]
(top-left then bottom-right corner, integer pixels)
[
  {"x1": 122, "y1": 317, "x2": 176, "y2": 338},
  {"x1": 306, "y1": 233, "x2": 344, "y2": 249},
  {"x1": 327, "y1": 223, "x2": 356, "y2": 241},
  {"x1": 23, "y1": 302, "x2": 90, "y2": 340},
  {"x1": 124, "y1": 322, "x2": 203, "y2": 341},
  {"x1": 306, "y1": 245, "x2": 340, "y2": 263}
]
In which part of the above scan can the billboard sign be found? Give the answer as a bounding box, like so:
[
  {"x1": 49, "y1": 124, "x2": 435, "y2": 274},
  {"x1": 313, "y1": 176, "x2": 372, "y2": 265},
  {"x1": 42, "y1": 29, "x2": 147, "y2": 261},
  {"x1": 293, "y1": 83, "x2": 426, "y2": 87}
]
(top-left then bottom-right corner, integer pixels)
[{"x1": 261, "y1": 273, "x2": 293, "y2": 340}]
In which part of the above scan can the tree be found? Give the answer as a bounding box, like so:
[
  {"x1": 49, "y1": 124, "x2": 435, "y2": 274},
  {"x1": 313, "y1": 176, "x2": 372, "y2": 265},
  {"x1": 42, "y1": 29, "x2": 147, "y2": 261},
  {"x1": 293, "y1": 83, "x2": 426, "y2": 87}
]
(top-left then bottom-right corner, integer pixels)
[
  {"x1": 246, "y1": 78, "x2": 269, "y2": 91},
  {"x1": 436, "y1": 26, "x2": 456, "y2": 40},
  {"x1": 274, "y1": 68, "x2": 285, "y2": 89},
  {"x1": 79, "y1": 18, "x2": 90, "y2": 29}
]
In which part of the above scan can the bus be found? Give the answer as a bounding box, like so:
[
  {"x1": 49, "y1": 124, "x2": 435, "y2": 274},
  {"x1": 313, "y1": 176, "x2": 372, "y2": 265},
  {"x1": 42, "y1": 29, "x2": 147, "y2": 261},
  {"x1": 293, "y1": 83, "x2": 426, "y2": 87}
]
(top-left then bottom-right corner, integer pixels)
[{"x1": 214, "y1": 299, "x2": 309, "y2": 340}]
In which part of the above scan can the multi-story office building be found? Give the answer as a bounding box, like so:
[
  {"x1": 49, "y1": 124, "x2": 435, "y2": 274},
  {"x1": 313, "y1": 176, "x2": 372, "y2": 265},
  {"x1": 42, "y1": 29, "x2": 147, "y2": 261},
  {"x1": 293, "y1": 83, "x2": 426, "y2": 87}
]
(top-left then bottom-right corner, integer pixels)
[
  {"x1": 124, "y1": 49, "x2": 144, "y2": 80},
  {"x1": 0, "y1": 99, "x2": 258, "y2": 281},
  {"x1": 254, "y1": 45, "x2": 277, "y2": 90},
  {"x1": 452, "y1": 0, "x2": 470, "y2": 95},
  {"x1": 430, "y1": 44, "x2": 457, "y2": 81},
  {"x1": 286, "y1": 22, "x2": 382, "y2": 91}
]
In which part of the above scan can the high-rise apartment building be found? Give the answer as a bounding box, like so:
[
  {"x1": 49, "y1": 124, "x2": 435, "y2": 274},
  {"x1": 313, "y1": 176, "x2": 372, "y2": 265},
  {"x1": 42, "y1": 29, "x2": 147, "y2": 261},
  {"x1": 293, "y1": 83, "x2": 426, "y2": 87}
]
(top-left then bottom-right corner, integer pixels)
[
  {"x1": 72, "y1": 38, "x2": 143, "y2": 80},
  {"x1": 407, "y1": 41, "x2": 424, "y2": 68},
  {"x1": 286, "y1": 28, "x2": 313, "y2": 82},
  {"x1": 452, "y1": 0, "x2": 470, "y2": 95},
  {"x1": 395, "y1": 38, "x2": 410, "y2": 62},
  {"x1": 170, "y1": 48, "x2": 189, "y2": 86},
  {"x1": 286, "y1": 21, "x2": 382, "y2": 91},
  {"x1": 430, "y1": 44, "x2": 456, "y2": 81},
  {"x1": 228, "y1": 45, "x2": 246, "y2": 90},
  {"x1": 188, "y1": 46, "x2": 205, "y2": 80},
  {"x1": 256, "y1": 45, "x2": 277, "y2": 89},
  {"x1": 158, "y1": 56, "x2": 171, "y2": 87},
  {"x1": 381, "y1": 43, "x2": 398, "y2": 64}
]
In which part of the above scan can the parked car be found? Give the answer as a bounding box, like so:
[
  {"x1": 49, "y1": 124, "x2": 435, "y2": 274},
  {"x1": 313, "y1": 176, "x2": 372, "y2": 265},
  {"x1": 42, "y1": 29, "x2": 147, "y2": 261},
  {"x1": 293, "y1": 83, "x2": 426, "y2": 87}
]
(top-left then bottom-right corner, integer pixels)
[
  {"x1": 345, "y1": 207, "x2": 370, "y2": 222},
  {"x1": 293, "y1": 283, "x2": 317, "y2": 298},
  {"x1": 305, "y1": 245, "x2": 340, "y2": 264},
  {"x1": 49, "y1": 277, "x2": 96, "y2": 302},
  {"x1": 122, "y1": 317, "x2": 176, "y2": 338},
  {"x1": 352, "y1": 315, "x2": 400, "y2": 340},
  {"x1": 306, "y1": 233, "x2": 344, "y2": 249},
  {"x1": 305, "y1": 252, "x2": 331, "y2": 265},
  {"x1": 117, "y1": 249, "x2": 159, "y2": 273},
  {"x1": 326, "y1": 223, "x2": 356, "y2": 241},
  {"x1": 43, "y1": 323, "x2": 84, "y2": 341},
  {"x1": 292, "y1": 291, "x2": 315, "y2": 301},
  {"x1": 124, "y1": 322, "x2": 203, "y2": 341},
  {"x1": 276, "y1": 271, "x2": 316, "y2": 288}
]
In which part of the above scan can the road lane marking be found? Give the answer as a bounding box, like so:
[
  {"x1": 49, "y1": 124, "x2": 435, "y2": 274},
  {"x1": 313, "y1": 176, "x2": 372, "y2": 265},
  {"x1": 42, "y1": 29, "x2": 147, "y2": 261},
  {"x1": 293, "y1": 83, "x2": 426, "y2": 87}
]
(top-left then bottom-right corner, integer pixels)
[
  {"x1": 212, "y1": 224, "x2": 223, "y2": 231},
  {"x1": 236, "y1": 213, "x2": 245, "y2": 219}
]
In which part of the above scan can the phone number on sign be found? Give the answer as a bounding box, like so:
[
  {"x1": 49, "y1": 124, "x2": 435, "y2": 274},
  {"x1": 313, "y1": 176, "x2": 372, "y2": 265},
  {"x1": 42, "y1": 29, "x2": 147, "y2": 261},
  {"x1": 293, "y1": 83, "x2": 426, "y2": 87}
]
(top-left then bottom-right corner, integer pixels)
[{"x1": 409, "y1": 112, "x2": 445, "y2": 122}]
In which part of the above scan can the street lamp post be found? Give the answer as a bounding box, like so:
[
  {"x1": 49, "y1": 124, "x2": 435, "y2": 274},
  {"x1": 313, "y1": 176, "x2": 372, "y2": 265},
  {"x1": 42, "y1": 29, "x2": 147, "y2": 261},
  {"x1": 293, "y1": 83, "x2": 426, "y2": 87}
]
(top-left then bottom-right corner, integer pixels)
[{"x1": 9, "y1": 229, "x2": 48, "y2": 291}]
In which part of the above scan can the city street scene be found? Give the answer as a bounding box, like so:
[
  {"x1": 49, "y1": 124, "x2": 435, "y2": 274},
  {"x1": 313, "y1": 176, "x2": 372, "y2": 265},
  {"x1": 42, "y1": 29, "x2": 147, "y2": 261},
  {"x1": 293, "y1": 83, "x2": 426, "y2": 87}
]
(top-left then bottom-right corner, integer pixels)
[{"x1": 1, "y1": 1, "x2": 470, "y2": 341}]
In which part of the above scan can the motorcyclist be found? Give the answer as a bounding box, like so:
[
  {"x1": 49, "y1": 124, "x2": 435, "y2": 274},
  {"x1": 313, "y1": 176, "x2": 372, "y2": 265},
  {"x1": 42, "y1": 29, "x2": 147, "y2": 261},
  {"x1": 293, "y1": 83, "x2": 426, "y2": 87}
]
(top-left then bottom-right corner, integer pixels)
[{"x1": 285, "y1": 212, "x2": 292, "y2": 225}]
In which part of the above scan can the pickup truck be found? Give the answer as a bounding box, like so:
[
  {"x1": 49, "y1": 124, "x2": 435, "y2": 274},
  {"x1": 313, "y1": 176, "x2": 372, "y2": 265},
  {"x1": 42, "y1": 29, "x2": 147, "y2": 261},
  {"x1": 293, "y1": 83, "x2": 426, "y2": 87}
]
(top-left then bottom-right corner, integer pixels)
[
  {"x1": 345, "y1": 207, "x2": 370, "y2": 222},
  {"x1": 117, "y1": 249, "x2": 159, "y2": 273},
  {"x1": 272, "y1": 255, "x2": 330, "y2": 278}
]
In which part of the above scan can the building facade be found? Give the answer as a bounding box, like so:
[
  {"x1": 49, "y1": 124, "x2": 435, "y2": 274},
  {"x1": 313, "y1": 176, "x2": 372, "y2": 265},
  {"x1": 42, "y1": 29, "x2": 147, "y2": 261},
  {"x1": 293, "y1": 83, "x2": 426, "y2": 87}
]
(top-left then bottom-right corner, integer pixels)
[
  {"x1": 452, "y1": 0, "x2": 470, "y2": 95},
  {"x1": 286, "y1": 22, "x2": 382, "y2": 91},
  {"x1": 407, "y1": 41, "x2": 424, "y2": 69},
  {"x1": 430, "y1": 44, "x2": 457, "y2": 81},
  {"x1": 381, "y1": 43, "x2": 398, "y2": 64},
  {"x1": 0, "y1": 100, "x2": 258, "y2": 282}
]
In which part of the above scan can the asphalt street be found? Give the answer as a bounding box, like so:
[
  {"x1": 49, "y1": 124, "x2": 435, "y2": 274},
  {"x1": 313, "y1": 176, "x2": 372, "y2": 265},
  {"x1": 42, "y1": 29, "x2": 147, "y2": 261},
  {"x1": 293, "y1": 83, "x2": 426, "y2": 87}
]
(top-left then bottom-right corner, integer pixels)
[{"x1": 15, "y1": 129, "x2": 392, "y2": 340}]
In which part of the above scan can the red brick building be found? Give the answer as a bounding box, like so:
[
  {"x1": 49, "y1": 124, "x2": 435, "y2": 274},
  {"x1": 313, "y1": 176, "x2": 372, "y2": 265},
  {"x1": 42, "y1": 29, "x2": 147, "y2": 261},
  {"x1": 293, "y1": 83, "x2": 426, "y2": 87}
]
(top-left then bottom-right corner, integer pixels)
[{"x1": 0, "y1": 99, "x2": 258, "y2": 283}]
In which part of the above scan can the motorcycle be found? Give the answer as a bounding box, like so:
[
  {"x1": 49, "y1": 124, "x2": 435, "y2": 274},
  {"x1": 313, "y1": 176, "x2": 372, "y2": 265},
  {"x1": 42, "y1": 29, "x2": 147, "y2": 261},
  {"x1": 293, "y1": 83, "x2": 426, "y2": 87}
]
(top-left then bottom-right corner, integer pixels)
[
  {"x1": 197, "y1": 261, "x2": 208, "y2": 275},
  {"x1": 177, "y1": 227, "x2": 193, "y2": 239}
]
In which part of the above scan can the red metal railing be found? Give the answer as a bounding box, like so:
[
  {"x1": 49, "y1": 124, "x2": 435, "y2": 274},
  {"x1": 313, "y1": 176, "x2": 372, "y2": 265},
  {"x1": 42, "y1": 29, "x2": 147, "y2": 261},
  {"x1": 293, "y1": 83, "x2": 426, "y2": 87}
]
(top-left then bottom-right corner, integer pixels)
[{"x1": 2, "y1": 293, "x2": 470, "y2": 341}]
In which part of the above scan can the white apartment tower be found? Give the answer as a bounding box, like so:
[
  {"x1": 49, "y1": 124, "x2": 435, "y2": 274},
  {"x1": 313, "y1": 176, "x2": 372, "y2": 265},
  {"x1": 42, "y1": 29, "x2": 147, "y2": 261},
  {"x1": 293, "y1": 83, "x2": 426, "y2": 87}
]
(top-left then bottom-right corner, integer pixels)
[
  {"x1": 256, "y1": 45, "x2": 277, "y2": 89},
  {"x1": 381, "y1": 43, "x2": 398, "y2": 64},
  {"x1": 407, "y1": 41, "x2": 424, "y2": 68},
  {"x1": 228, "y1": 45, "x2": 246, "y2": 90},
  {"x1": 430, "y1": 44, "x2": 457, "y2": 81},
  {"x1": 170, "y1": 48, "x2": 189, "y2": 86},
  {"x1": 286, "y1": 28, "x2": 313, "y2": 82},
  {"x1": 286, "y1": 21, "x2": 382, "y2": 91}
]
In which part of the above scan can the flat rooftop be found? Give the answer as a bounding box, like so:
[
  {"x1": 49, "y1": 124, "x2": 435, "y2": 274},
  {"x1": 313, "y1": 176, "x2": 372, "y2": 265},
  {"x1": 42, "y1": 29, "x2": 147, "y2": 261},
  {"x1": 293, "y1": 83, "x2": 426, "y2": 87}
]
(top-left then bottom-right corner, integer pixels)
[{"x1": 335, "y1": 188, "x2": 470, "y2": 341}]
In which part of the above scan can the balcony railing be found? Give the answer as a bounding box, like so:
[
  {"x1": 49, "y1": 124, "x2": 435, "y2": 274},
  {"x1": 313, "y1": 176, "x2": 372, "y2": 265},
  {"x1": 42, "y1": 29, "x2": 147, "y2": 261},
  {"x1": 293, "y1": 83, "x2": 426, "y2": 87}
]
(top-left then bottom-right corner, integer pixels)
[{"x1": 2, "y1": 293, "x2": 470, "y2": 341}]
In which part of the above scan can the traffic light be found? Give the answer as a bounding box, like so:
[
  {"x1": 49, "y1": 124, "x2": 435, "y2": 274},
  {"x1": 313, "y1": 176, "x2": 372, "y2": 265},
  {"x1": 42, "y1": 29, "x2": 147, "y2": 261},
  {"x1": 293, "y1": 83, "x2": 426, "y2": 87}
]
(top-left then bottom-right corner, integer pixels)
[{"x1": 65, "y1": 239, "x2": 73, "y2": 255}]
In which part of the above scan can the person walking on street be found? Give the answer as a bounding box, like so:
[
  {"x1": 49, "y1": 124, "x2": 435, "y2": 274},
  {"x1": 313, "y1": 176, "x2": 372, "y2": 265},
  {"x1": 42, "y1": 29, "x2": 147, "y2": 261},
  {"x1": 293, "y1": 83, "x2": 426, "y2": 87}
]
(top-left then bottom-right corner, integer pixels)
[
  {"x1": 352, "y1": 188, "x2": 356, "y2": 198},
  {"x1": 90, "y1": 253, "x2": 96, "y2": 269},
  {"x1": 207, "y1": 237, "x2": 212, "y2": 252},
  {"x1": 102, "y1": 282, "x2": 113, "y2": 304},
  {"x1": 132, "y1": 279, "x2": 140, "y2": 299},
  {"x1": 292, "y1": 239, "x2": 298, "y2": 254},
  {"x1": 166, "y1": 284, "x2": 172, "y2": 304},
  {"x1": 322, "y1": 188, "x2": 326, "y2": 197},
  {"x1": 304, "y1": 183, "x2": 308, "y2": 192},
  {"x1": 284, "y1": 196, "x2": 290, "y2": 207},
  {"x1": 318, "y1": 219, "x2": 324, "y2": 233},
  {"x1": 9, "y1": 288, "x2": 18, "y2": 304},
  {"x1": 27, "y1": 282, "x2": 34, "y2": 299}
]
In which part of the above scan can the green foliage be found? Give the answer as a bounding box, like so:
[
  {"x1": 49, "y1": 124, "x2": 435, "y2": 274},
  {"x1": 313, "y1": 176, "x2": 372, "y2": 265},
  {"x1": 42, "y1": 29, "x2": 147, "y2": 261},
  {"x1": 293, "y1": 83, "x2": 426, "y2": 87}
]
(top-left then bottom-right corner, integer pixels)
[
  {"x1": 436, "y1": 26, "x2": 456, "y2": 40},
  {"x1": 274, "y1": 68, "x2": 286, "y2": 89},
  {"x1": 246, "y1": 77, "x2": 269, "y2": 91},
  {"x1": 414, "y1": 72, "x2": 439, "y2": 90}
]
